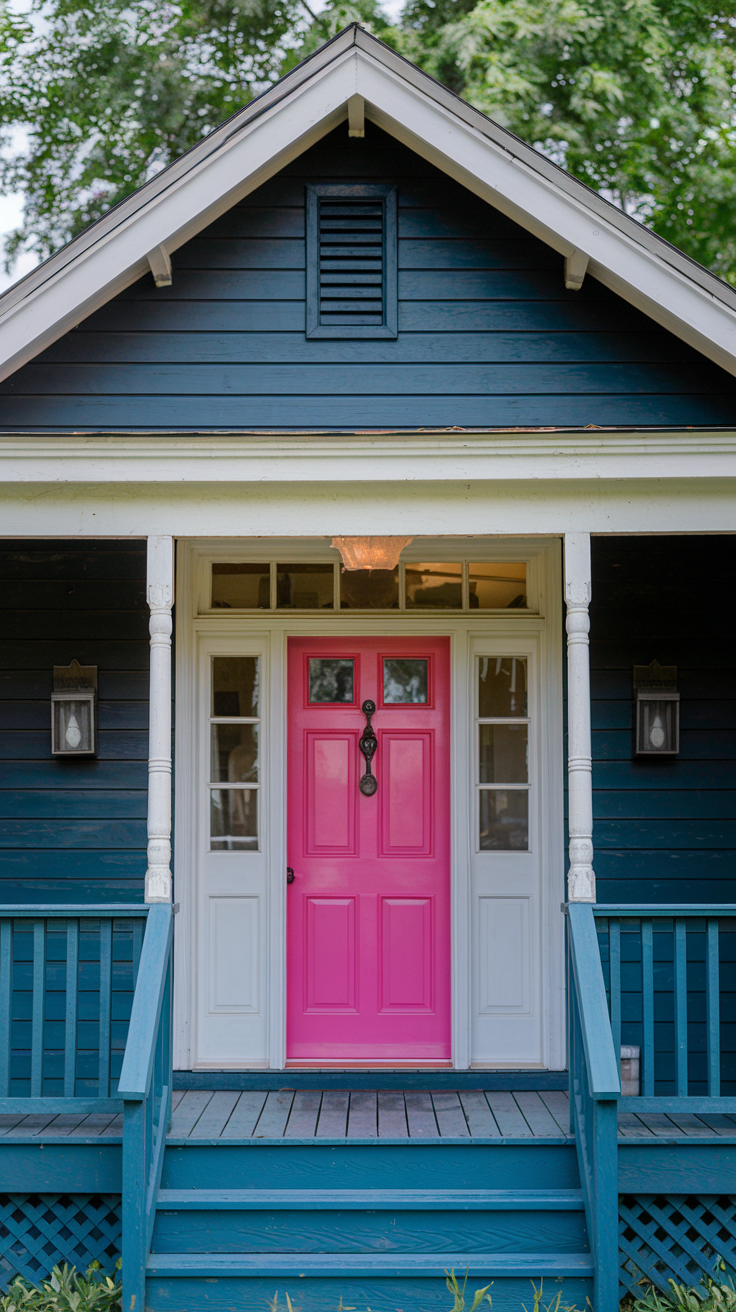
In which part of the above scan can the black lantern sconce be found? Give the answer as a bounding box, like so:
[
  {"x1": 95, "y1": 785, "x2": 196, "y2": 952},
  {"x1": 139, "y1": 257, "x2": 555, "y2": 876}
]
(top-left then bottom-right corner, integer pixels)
[
  {"x1": 51, "y1": 659, "x2": 98, "y2": 757},
  {"x1": 633, "y1": 660, "x2": 679, "y2": 758}
]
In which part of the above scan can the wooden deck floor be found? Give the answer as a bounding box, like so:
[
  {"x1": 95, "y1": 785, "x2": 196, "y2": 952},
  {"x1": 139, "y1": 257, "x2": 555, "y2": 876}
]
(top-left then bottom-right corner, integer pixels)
[{"x1": 2, "y1": 1090, "x2": 735, "y2": 1142}]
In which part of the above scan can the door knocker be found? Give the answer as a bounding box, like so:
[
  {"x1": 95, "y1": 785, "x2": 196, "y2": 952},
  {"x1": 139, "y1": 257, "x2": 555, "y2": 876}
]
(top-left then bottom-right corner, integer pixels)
[{"x1": 358, "y1": 699, "x2": 378, "y2": 796}]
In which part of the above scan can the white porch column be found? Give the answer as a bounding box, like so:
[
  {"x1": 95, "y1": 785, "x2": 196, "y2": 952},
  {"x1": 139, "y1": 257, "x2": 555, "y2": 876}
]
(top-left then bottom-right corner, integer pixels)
[
  {"x1": 145, "y1": 536, "x2": 174, "y2": 903},
  {"x1": 564, "y1": 532, "x2": 595, "y2": 902}
]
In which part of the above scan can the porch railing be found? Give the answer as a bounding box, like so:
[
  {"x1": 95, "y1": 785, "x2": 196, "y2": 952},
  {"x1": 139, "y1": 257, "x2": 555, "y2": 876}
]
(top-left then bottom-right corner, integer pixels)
[
  {"x1": 0, "y1": 903, "x2": 173, "y2": 1310},
  {"x1": 594, "y1": 906, "x2": 736, "y2": 1102},
  {"x1": 118, "y1": 904, "x2": 173, "y2": 1312},
  {"x1": 567, "y1": 903, "x2": 621, "y2": 1312},
  {"x1": 568, "y1": 903, "x2": 736, "y2": 1312}
]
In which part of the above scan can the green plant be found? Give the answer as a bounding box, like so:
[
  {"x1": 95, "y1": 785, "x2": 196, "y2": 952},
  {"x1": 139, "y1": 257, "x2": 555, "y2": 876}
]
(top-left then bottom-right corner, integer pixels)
[
  {"x1": 625, "y1": 1264, "x2": 736, "y2": 1312},
  {"x1": 0, "y1": 1262, "x2": 122, "y2": 1312},
  {"x1": 445, "y1": 1268, "x2": 493, "y2": 1312},
  {"x1": 523, "y1": 1281, "x2": 584, "y2": 1312}
]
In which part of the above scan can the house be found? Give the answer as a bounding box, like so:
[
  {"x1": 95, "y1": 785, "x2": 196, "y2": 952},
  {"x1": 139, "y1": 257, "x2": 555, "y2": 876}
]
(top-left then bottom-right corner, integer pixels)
[{"x1": 0, "y1": 23, "x2": 735, "y2": 1312}]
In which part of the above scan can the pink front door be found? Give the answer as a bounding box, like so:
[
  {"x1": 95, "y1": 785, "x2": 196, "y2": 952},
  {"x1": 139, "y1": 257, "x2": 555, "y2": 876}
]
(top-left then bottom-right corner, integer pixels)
[{"x1": 286, "y1": 637, "x2": 451, "y2": 1064}]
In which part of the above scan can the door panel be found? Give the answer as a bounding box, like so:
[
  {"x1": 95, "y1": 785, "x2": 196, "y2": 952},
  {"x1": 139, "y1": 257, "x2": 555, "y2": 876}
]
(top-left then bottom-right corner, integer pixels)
[{"x1": 287, "y1": 637, "x2": 451, "y2": 1064}]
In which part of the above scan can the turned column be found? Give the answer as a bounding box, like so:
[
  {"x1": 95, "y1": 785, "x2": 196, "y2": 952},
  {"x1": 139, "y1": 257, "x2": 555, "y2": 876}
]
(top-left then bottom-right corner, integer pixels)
[
  {"x1": 145, "y1": 536, "x2": 174, "y2": 903},
  {"x1": 564, "y1": 532, "x2": 595, "y2": 902}
]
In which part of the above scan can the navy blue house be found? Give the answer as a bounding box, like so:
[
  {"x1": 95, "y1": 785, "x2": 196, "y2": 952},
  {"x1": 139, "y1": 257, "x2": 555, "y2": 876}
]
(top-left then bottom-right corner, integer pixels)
[{"x1": 0, "y1": 26, "x2": 734, "y2": 1312}]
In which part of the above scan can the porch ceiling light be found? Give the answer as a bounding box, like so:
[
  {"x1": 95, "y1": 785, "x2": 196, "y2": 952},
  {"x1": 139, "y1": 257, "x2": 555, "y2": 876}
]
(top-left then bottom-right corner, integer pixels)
[
  {"x1": 51, "y1": 658, "x2": 97, "y2": 757},
  {"x1": 633, "y1": 659, "x2": 679, "y2": 758},
  {"x1": 331, "y1": 536, "x2": 413, "y2": 571}
]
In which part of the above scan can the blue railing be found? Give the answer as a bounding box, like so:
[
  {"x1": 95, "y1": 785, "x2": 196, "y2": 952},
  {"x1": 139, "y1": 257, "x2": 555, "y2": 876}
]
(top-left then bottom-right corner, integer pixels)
[
  {"x1": 594, "y1": 905, "x2": 736, "y2": 1113},
  {"x1": 567, "y1": 903, "x2": 621, "y2": 1312},
  {"x1": 0, "y1": 902, "x2": 173, "y2": 1312},
  {"x1": 0, "y1": 906, "x2": 147, "y2": 1102},
  {"x1": 118, "y1": 904, "x2": 173, "y2": 1312}
]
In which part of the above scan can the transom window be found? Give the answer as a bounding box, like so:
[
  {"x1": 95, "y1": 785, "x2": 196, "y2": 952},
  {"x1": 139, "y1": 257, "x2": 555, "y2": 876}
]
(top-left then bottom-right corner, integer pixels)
[
  {"x1": 210, "y1": 560, "x2": 527, "y2": 612},
  {"x1": 477, "y1": 656, "x2": 529, "y2": 852}
]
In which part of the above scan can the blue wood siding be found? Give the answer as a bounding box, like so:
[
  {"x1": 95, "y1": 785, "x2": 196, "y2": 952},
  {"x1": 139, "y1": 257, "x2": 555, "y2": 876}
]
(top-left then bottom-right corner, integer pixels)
[
  {"x1": 0, "y1": 542, "x2": 148, "y2": 903},
  {"x1": 1, "y1": 125, "x2": 735, "y2": 429},
  {"x1": 590, "y1": 535, "x2": 736, "y2": 907}
]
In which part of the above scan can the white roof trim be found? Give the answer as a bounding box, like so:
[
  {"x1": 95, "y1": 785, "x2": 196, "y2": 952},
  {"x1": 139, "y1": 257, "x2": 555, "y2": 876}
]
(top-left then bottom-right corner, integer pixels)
[{"x1": 1, "y1": 24, "x2": 736, "y2": 385}]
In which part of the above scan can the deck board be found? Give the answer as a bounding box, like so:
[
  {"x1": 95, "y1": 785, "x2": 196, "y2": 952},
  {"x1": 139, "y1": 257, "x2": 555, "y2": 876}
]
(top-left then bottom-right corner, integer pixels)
[{"x1": 6, "y1": 1086, "x2": 729, "y2": 1145}]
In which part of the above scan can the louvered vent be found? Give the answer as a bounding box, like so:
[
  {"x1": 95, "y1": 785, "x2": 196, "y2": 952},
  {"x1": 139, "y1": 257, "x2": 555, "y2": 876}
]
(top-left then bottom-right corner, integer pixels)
[
  {"x1": 318, "y1": 199, "x2": 384, "y2": 328},
  {"x1": 306, "y1": 184, "x2": 397, "y2": 339}
]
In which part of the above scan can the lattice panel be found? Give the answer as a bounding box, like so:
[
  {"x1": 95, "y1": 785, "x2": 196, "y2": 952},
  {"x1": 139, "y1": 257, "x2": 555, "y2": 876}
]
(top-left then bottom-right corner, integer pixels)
[
  {"x1": 0, "y1": 1194, "x2": 121, "y2": 1288},
  {"x1": 620, "y1": 1194, "x2": 736, "y2": 1297}
]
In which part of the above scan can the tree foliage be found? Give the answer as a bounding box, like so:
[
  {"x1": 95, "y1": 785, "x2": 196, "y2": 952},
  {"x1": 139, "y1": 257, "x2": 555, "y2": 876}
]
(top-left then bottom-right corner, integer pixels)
[
  {"x1": 1, "y1": 0, "x2": 736, "y2": 282},
  {"x1": 398, "y1": 0, "x2": 736, "y2": 282},
  {"x1": 0, "y1": 0, "x2": 310, "y2": 264}
]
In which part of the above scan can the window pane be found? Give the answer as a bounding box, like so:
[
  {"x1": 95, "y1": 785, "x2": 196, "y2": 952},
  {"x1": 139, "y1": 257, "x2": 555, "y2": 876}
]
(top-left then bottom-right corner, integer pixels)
[
  {"x1": 276, "y1": 564, "x2": 334, "y2": 610},
  {"x1": 211, "y1": 723, "x2": 259, "y2": 783},
  {"x1": 405, "y1": 562, "x2": 462, "y2": 609},
  {"x1": 309, "y1": 657, "x2": 354, "y2": 703},
  {"x1": 212, "y1": 563, "x2": 270, "y2": 609},
  {"x1": 479, "y1": 790, "x2": 528, "y2": 851},
  {"x1": 210, "y1": 788, "x2": 258, "y2": 850},
  {"x1": 212, "y1": 657, "x2": 259, "y2": 717},
  {"x1": 383, "y1": 658, "x2": 428, "y2": 704},
  {"x1": 478, "y1": 657, "x2": 527, "y2": 718},
  {"x1": 479, "y1": 724, "x2": 528, "y2": 783},
  {"x1": 340, "y1": 568, "x2": 398, "y2": 609},
  {"x1": 470, "y1": 563, "x2": 527, "y2": 610}
]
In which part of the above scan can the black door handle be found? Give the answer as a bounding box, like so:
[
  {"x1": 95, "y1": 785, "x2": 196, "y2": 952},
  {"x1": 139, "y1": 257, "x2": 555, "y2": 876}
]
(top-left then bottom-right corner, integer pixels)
[
  {"x1": 286, "y1": 867, "x2": 295, "y2": 884},
  {"x1": 358, "y1": 699, "x2": 378, "y2": 796}
]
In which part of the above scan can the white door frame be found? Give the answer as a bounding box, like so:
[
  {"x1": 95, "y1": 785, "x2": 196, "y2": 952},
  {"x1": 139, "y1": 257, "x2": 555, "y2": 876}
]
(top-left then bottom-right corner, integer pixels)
[{"x1": 173, "y1": 536, "x2": 564, "y2": 1071}]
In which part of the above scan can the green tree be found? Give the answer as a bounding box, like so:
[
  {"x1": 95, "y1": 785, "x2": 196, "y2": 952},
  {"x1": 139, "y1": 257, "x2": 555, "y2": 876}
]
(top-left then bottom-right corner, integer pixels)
[
  {"x1": 397, "y1": 0, "x2": 736, "y2": 282},
  {"x1": 0, "y1": 0, "x2": 312, "y2": 265},
  {"x1": 2, "y1": 0, "x2": 736, "y2": 283}
]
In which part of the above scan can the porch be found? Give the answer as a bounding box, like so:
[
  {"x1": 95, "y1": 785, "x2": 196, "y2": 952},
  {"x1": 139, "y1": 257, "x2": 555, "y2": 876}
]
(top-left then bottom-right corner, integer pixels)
[{"x1": 2, "y1": 903, "x2": 736, "y2": 1311}]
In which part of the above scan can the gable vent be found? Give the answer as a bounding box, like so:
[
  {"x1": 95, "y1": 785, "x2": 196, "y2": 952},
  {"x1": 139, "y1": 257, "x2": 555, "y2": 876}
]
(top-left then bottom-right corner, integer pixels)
[{"x1": 306, "y1": 184, "x2": 397, "y2": 339}]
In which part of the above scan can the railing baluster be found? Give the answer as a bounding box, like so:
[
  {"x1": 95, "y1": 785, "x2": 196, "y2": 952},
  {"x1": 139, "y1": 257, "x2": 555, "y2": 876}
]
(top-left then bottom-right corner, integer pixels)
[
  {"x1": 609, "y1": 919, "x2": 621, "y2": 1075},
  {"x1": 64, "y1": 920, "x2": 79, "y2": 1097},
  {"x1": 31, "y1": 920, "x2": 46, "y2": 1097},
  {"x1": 0, "y1": 920, "x2": 11, "y2": 1096},
  {"x1": 642, "y1": 919, "x2": 655, "y2": 1096},
  {"x1": 706, "y1": 918, "x2": 720, "y2": 1097},
  {"x1": 674, "y1": 918, "x2": 688, "y2": 1096},
  {"x1": 98, "y1": 918, "x2": 112, "y2": 1098}
]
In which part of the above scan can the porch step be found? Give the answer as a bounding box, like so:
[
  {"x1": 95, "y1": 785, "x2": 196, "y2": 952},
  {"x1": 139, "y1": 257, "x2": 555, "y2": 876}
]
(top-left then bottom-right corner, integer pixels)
[
  {"x1": 147, "y1": 1252, "x2": 595, "y2": 1277},
  {"x1": 149, "y1": 1137, "x2": 593, "y2": 1309},
  {"x1": 156, "y1": 1187, "x2": 585, "y2": 1209}
]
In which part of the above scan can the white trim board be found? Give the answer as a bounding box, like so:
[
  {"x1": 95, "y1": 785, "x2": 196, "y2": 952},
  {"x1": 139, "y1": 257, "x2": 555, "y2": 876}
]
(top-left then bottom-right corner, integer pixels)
[
  {"x1": 173, "y1": 537, "x2": 564, "y2": 1071},
  {"x1": 0, "y1": 479, "x2": 735, "y2": 538},
  {"x1": 2, "y1": 430, "x2": 736, "y2": 487},
  {"x1": 1, "y1": 27, "x2": 736, "y2": 383}
]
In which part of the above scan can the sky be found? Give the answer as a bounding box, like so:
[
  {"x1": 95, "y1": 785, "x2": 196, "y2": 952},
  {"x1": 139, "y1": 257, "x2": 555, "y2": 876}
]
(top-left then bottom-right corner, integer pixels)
[{"x1": 0, "y1": 0, "x2": 405, "y2": 295}]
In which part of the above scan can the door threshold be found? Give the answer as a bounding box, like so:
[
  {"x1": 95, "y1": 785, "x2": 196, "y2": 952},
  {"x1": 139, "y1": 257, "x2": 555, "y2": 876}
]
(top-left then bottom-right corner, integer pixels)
[
  {"x1": 285, "y1": 1061, "x2": 454, "y2": 1070},
  {"x1": 174, "y1": 1070, "x2": 569, "y2": 1091}
]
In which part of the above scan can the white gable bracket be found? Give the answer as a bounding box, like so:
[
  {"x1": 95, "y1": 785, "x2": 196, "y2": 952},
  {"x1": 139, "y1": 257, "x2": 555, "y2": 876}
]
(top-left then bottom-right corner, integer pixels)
[
  {"x1": 147, "y1": 245, "x2": 172, "y2": 287},
  {"x1": 347, "y1": 94, "x2": 365, "y2": 137},
  {"x1": 564, "y1": 249, "x2": 588, "y2": 291}
]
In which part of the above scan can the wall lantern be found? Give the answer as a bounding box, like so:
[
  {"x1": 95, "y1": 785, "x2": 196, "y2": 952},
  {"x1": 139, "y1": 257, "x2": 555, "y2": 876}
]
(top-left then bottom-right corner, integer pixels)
[
  {"x1": 633, "y1": 660, "x2": 679, "y2": 758},
  {"x1": 51, "y1": 659, "x2": 97, "y2": 757},
  {"x1": 331, "y1": 536, "x2": 413, "y2": 571}
]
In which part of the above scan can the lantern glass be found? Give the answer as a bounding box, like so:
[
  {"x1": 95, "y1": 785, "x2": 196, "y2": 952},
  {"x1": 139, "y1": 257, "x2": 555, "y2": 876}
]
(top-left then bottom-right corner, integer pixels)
[
  {"x1": 635, "y1": 693, "x2": 679, "y2": 756},
  {"x1": 52, "y1": 693, "x2": 95, "y2": 755}
]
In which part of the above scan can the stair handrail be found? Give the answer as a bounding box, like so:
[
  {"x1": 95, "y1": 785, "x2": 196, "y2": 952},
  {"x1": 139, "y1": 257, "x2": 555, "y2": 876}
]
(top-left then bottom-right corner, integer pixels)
[
  {"x1": 567, "y1": 902, "x2": 620, "y2": 1312},
  {"x1": 118, "y1": 903, "x2": 173, "y2": 1312}
]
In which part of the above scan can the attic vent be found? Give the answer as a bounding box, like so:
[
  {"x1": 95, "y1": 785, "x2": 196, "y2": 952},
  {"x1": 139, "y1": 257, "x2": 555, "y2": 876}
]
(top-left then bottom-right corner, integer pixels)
[{"x1": 306, "y1": 184, "x2": 398, "y2": 339}]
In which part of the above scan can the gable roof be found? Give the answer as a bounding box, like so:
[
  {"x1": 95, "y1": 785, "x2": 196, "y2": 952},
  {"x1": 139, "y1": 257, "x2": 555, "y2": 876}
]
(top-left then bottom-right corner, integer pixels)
[{"x1": 1, "y1": 23, "x2": 736, "y2": 388}]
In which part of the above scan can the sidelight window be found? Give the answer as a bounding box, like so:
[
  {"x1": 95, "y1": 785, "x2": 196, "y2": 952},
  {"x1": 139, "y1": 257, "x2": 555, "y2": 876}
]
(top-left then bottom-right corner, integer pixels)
[
  {"x1": 209, "y1": 656, "x2": 260, "y2": 851},
  {"x1": 477, "y1": 656, "x2": 529, "y2": 851}
]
